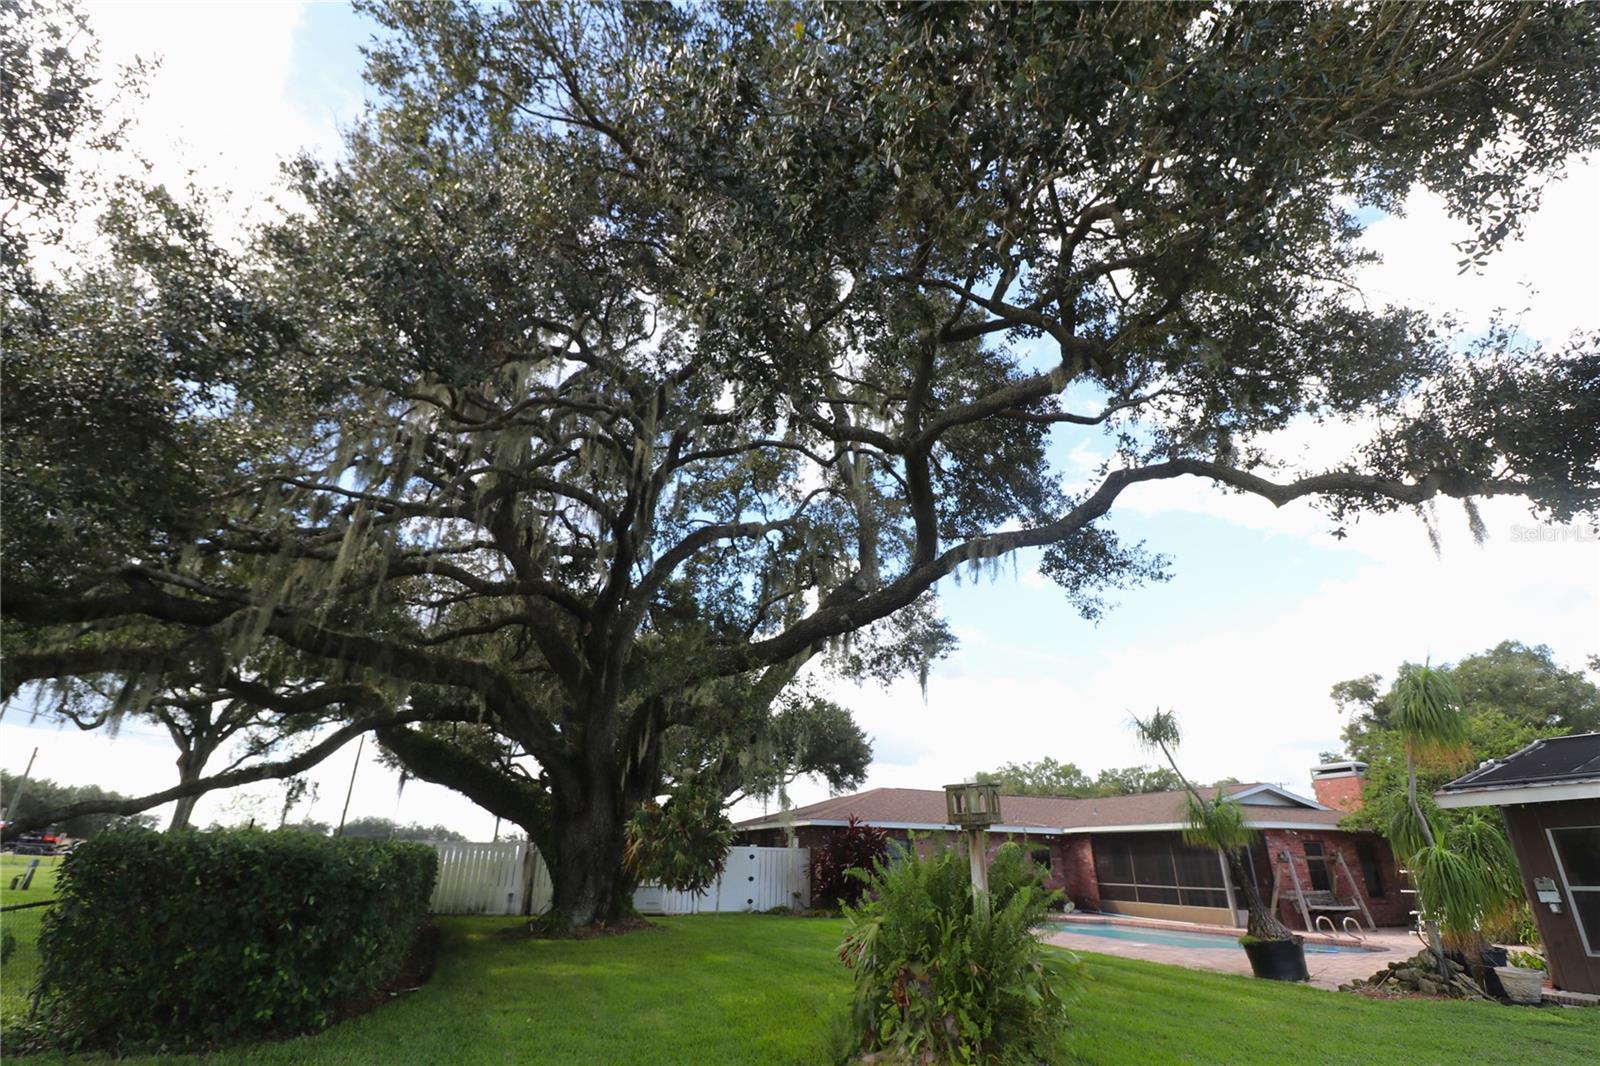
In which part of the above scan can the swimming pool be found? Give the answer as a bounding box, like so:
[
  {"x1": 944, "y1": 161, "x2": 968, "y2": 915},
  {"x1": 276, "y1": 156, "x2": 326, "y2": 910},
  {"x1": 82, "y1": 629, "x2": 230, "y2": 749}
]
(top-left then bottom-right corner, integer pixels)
[{"x1": 1053, "y1": 922, "x2": 1372, "y2": 954}]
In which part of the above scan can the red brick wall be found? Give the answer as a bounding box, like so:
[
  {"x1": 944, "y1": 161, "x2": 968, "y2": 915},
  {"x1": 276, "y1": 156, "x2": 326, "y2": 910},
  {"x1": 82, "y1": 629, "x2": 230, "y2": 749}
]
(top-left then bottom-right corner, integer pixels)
[
  {"x1": 1311, "y1": 774, "x2": 1366, "y2": 812},
  {"x1": 1259, "y1": 828, "x2": 1410, "y2": 929},
  {"x1": 1057, "y1": 835, "x2": 1100, "y2": 911},
  {"x1": 735, "y1": 825, "x2": 1067, "y2": 898},
  {"x1": 742, "y1": 823, "x2": 1408, "y2": 927}
]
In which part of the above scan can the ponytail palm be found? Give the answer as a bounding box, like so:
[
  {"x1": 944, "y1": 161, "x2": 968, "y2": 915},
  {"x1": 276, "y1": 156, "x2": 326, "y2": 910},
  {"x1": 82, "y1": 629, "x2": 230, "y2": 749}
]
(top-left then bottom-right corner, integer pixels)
[
  {"x1": 1133, "y1": 710, "x2": 1293, "y2": 941},
  {"x1": 1390, "y1": 662, "x2": 1471, "y2": 966}
]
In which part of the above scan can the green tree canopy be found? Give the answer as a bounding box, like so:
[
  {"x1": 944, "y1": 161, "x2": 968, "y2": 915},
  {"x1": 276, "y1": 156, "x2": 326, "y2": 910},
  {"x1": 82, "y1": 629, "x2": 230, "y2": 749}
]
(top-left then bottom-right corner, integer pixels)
[
  {"x1": 1331, "y1": 642, "x2": 1595, "y2": 958},
  {"x1": 335, "y1": 816, "x2": 467, "y2": 842},
  {"x1": 1335, "y1": 641, "x2": 1600, "y2": 764},
  {"x1": 977, "y1": 758, "x2": 1197, "y2": 798},
  {"x1": 7, "y1": 2, "x2": 1600, "y2": 928}
]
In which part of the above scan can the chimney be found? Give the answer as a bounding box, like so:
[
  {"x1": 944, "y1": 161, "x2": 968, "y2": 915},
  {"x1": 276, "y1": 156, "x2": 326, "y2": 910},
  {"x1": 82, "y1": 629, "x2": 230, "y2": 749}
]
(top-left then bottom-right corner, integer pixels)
[{"x1": 1309, "y1": 760, "x2": 1368, "y2": 812}]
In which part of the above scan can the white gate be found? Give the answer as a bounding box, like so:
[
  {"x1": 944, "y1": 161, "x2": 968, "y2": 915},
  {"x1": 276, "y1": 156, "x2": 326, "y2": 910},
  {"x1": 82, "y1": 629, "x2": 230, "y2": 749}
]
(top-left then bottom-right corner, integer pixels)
[
  {"x1": 429, "y1": 840, "x2": 553, "y2": 916},
  {"x1": 633, "y1": 845, "x2": 809, "y2": 915},
  {"x1": 430, "y1": 841, "x2": 804, "y2": 917}
]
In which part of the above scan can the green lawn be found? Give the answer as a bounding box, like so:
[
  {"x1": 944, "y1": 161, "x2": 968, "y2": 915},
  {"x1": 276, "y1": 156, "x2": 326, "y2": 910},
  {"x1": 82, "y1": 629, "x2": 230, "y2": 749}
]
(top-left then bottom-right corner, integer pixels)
[
  {"x1": 0, "y1": 853, "x2": 62, "y2": 903},
  {"x1": 1, "y1": 853, "x2": 63, "y2": 1024},
  {"x1": 22, "y1": 914, "x2": 1600, "y2": 1065}
]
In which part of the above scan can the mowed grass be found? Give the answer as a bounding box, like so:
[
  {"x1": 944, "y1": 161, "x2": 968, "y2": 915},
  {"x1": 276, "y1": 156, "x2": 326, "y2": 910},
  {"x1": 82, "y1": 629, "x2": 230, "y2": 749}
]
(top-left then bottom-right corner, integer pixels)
[
  {"x1": 29, "y1": 914, "x2": 1600, "y2": 1065},
  {"x1": 0, "y1": 853, "x2": 62, "y2": 903},
  {"x1": 1, "y1": 853, "x2": 63, "y2": 1023}
]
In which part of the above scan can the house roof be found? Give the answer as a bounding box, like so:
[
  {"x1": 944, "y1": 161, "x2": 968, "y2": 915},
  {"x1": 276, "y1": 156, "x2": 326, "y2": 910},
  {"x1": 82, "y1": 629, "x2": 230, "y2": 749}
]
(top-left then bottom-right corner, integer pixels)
[
  {"x1": 1435, "y1": 732, "x2": 1600, "y2": 809},
  {"x1": 737, "y1": 783, "x2": 1343, "y2": 836}
]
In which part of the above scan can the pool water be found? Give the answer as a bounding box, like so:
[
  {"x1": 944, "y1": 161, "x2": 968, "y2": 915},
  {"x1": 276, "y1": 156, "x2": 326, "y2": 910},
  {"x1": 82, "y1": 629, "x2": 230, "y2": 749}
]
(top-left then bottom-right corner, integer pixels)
[{"x1": 1054, "y1": 922, "x2": 1370, "y2": 954}]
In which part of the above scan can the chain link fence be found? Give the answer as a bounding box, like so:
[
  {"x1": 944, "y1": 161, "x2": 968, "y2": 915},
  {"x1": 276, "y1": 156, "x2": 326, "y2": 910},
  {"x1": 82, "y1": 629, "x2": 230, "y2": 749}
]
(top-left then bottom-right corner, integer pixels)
[
  {"x1": 2, "y1": 852, "x2": 63, "y2": 1023},
  {"x1": 1, "y1": 899, "x2": 54, "y2": 1021}
]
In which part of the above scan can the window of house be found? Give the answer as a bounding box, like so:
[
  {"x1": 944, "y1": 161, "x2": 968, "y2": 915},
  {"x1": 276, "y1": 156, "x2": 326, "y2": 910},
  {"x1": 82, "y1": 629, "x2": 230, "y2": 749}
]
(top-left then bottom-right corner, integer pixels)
[
  {"x1": 1303, "y1": 841, "x2": 1333, "y2": 892},
  {"x1": 1357, "y1": 842, "x2": 1386, "y2": 898},
  {"x1": 1548, "y1": 826, "x2": 1600, "y2": 958},
  {"x1": 1029, "y1": 845, "x2": 1052, "y2": 872},
  {"x1": 1092, "y1": 832, "x2": 1229, "y2": 909}
]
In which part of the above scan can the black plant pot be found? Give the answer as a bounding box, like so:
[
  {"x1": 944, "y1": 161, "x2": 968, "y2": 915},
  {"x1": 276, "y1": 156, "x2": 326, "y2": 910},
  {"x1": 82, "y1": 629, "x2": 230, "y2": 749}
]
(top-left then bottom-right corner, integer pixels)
[
  {"x1": 1478, "y1": 946, "x2": 1509, "y2": 998},
  {"x1": 1242, "y1": 936, "x2": 1310, "y2": 981}
]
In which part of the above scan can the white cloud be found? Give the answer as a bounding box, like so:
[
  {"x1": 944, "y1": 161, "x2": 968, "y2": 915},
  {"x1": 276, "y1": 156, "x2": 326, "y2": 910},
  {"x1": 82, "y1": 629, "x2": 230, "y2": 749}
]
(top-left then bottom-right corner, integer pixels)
[
  {"x1": 1357, "y1": 157, "x2": 1600, "y2": 342},
  {"x1": 83, "y1": 1, "x2": 350, "y2": 239},
  {"x1": 740, "y1": 494, "x2": 1597, "y2": 825}
]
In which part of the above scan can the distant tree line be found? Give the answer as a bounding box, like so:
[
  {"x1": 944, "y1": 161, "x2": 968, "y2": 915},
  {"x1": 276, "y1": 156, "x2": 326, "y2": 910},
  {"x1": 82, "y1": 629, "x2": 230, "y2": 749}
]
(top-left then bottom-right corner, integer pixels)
[
  {"x1": 279, "y1": 816, "x2": 468, "y2": 843},
  {"x1": 1331, "y1": 640, "x2": 1598, "y2": 839},
  {"x1": 1, "y1": 770, "x2": 157, "y2": 838},
  {"x1": 975, "y1": 757, "x2": 1241, "y2": 798}
]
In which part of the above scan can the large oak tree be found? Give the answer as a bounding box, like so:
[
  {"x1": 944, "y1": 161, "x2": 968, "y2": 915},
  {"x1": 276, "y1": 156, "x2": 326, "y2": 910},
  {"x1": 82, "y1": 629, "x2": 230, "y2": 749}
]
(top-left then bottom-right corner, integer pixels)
[{"x1": 6, "y1": 1, "x2": 1600, "y2": 927}]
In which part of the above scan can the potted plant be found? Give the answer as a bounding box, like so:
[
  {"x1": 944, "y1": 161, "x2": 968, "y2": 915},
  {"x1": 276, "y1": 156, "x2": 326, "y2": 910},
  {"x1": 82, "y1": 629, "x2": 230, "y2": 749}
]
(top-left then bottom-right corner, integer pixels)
[
  {"x1": 1134, "y1": 710, "x2": 1307, "y2": 981},
  {"x1": 1493, "y1": 949, "x2": 1546, "y2": 1005}
]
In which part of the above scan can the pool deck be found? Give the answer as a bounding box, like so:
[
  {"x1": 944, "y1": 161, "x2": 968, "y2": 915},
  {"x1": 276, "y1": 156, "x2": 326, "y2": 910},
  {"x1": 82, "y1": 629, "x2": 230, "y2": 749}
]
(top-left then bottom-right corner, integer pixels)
[{"x1": 1043, "y1": 915, "x2": 1419, "y2": 990}]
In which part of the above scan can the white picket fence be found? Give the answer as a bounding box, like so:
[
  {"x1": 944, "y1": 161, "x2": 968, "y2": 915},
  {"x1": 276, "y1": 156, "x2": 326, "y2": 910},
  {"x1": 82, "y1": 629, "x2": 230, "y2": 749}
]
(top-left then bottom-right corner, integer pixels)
[
  {"x1": 633, "y1": 845, "x2": 810, "y2": 916},
  {"x1": 429, "y1": 840, "x2": 552, "y2": 916},
  {"x1": 427, "y1": 840, "x2": 807, "y2": 918}
]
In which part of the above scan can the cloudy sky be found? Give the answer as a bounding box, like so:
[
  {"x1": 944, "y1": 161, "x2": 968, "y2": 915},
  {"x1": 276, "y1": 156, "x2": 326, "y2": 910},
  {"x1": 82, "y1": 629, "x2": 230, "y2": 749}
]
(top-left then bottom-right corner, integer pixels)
[{"x1": 4, "y1": 2, "x2": 1597, "y2": 838}]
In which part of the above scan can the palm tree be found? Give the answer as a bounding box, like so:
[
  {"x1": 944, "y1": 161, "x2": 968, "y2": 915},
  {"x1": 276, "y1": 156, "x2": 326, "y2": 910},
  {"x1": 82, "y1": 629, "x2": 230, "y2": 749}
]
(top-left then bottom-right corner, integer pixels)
[
  {"x1": 1387, "y1": 661, "x2": 1469, "y2": 971},
  {"x1": 1132, "y1": 710, "x2": 1293, "y2": 941},
  {"x1": 1386, "y1": 662, "x2": 1525, "y2": 975}
]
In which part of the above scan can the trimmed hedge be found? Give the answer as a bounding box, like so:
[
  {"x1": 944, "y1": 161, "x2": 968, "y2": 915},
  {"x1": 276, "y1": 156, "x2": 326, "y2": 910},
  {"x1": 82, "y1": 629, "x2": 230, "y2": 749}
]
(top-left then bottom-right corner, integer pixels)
[{"x1": 36, "y1": 828, "x2": 437, "y2": 1051}]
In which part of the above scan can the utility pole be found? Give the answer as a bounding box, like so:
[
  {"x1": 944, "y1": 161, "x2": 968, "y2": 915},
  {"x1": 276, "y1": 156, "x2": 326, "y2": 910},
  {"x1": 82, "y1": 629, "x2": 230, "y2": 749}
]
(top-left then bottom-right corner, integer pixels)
[
  {"x1": 335, "y1": 734, "x2": 366, "y2": 838},
  {"x1": 3, "y1": 747, "x2": 40, "y2": 827}
]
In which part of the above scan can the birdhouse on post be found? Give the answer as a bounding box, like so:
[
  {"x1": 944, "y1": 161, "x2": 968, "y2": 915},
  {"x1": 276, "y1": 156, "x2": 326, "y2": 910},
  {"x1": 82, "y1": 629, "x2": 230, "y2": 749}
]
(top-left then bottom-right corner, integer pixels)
[{"x1": 944, "y1": 781, "x2": 1002, "y2": 909}]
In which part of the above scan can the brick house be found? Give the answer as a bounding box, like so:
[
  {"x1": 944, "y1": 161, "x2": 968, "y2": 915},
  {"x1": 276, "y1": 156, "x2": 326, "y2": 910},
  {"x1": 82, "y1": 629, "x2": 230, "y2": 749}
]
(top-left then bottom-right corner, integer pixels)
[{"x1": 737, "y1": 762, "x2": 1409, "y2": 930}]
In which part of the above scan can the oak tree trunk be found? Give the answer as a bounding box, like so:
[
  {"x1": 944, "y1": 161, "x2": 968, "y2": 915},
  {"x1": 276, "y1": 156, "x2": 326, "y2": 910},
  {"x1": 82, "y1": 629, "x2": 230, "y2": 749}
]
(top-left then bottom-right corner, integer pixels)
[
  {"x1": 167, "y1": 747, "x2": 210, "y2": 831},
  {"x1": 547, "y1": 796, "x2": 632, "y2": 929},
  {"x1": 167, "y1": 792, "x2": 200, "y2": 832}
]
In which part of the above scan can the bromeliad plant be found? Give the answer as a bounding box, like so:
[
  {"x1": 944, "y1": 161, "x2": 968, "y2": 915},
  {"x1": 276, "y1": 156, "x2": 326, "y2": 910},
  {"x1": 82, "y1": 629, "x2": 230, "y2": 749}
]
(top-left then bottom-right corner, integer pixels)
[
  {"x1": 623, "y1": 777, "x2": 734, "y2": 895},
  {"x1": 1133, "y1": 710, "x2": 1295, "y2": 942},
  {"x1": 834, "y1": 843, "x2": 1080, "y2": 1065}
]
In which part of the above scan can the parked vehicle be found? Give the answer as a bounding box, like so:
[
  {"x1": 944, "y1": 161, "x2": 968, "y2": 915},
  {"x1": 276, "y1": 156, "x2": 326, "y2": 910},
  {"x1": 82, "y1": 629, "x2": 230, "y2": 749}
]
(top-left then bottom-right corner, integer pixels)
[{"x1": 9, "y1": 829, "x2": 63, "y2": 855}]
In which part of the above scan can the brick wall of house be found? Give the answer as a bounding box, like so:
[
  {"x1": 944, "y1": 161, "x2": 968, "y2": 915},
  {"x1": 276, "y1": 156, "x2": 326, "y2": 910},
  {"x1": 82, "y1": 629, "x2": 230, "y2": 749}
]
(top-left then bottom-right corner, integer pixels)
[
  {"x1": 1259, "y1": 828, "x2": 1410, "y2": 929},
  {"x1": 735, "y1": 825, "x2": 1068, "y2": 898},
  {"x1": 742, "y1": 822, "x2": 1408, "y2": 926},
  {"x1": 1056, "y1": 835, "x2": 1100, "y2": 912}
]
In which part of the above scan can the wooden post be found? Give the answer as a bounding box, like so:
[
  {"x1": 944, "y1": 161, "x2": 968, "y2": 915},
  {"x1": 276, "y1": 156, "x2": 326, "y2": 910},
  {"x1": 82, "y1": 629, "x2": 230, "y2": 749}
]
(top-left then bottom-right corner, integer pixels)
[
  {"x1": 1333, "y1": 850, "x2": 1376, "y2": 930},
  {"x1": 944, "y1": 781, "x2": 1000, "y2": 914},
  {"x1": 3, "y1": 747, "x2": 39, "y2": 827},
  {"x1": 1281, "y1": 850, "x2": 1314, "y2": 932},
  {"x1": 335, "y1": 734, "x2": 365, "y2": 837},
  {"x1": 968, "y1": 827, "x2": 989, "y2": 912},
  {"x1": 1217, "y1": 850, "x2": 1240, "y2": 926}
]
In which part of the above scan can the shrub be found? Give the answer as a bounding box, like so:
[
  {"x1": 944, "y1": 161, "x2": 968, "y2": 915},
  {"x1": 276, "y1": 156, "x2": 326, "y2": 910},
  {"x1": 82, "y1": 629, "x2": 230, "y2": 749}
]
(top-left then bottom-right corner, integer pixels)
[
  {"x1": 1506, "y1": 948, "x2": 1544, "y2": 970},
  {"x1": 36, "y1": 828, "x2": 437, "y2": 1051},
  {"x1": 811, "y1": 815, "x2": 890, "y2": 908},
  {"x1": 988, "y1": 840, "x2": 1059, "y2": 912},
  {"x1": 836, "y1": 845, "x2": 1081, "y2": 1064},
  {"x1": 624, "y1": 778, "x2": 734, "y2": 894}
]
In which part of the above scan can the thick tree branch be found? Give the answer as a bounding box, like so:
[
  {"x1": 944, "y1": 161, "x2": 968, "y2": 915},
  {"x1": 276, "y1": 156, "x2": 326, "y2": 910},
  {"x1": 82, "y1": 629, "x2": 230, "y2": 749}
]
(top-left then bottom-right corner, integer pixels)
[{"x1": 1, "y1": 705, "x2": 427, "y2": 839}]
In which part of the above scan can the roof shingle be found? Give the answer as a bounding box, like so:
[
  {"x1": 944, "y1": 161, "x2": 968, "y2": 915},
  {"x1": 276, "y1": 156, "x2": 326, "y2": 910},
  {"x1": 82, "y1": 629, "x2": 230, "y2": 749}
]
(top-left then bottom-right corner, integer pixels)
[{"x1": 738, "y1": 784, "x2": 1344, "y2": 833}]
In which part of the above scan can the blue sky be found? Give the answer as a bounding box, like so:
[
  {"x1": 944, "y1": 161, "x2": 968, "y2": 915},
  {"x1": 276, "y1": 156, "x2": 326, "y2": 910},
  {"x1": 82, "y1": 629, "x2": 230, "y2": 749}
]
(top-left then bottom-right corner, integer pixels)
[{"x1": 5, "y1": 3, "x2": 1597, "y2": 837}]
